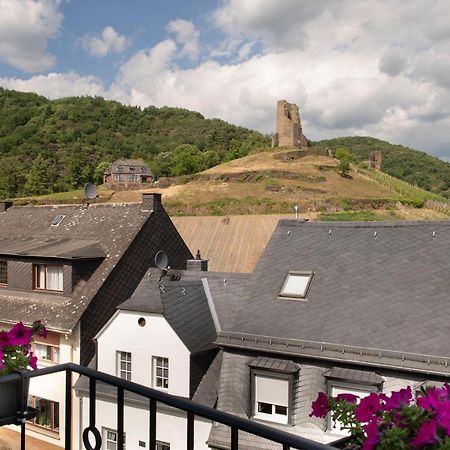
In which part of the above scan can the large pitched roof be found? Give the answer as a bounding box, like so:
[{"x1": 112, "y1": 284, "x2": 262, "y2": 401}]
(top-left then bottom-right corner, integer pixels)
[
  {"x1": 218, "y1": 220, "x2": 450, "y2": 370},
  {"x1": 0, "y1": 203, "x2": 153, "y2": 332}
]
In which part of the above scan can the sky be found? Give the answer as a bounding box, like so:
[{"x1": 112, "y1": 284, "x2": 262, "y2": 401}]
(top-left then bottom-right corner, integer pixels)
[{"x1": 1, "y1": 0, "x2": 450, "y2": 162}]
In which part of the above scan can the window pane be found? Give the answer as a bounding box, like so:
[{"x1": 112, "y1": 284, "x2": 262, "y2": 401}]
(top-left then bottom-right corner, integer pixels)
[
  {"x1": 258, "y1": 402, "x2": 273, "y2": 414},
  {"x1": 53, "y1": 347, "x2": 60, "y2": 363},
  {"x1": 47, "y1": 266, "x2": 63, "y2": 291},
  {"x1": 36, "y1": 265, "x2": 46, "y2": 289},
  {"x1": 53, "y1": 402, "x2": 59, "y2": 430},
  {"x1": 275, "y1": 405, "x2": 287, "y2": 415},
  {"x1": 282, "y1": 273, "x2": 310, "y2": 297}
]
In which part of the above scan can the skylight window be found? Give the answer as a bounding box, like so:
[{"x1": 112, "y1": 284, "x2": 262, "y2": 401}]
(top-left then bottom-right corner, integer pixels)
[
  {"x1": 279, "y1": 271, "x2": 313, "y2": 300},
  {"x1": 51, "y1": 215, "x2": 65, "y2": 227}
]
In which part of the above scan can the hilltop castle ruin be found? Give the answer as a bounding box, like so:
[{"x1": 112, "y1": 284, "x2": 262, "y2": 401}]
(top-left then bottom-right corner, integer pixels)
[{"x1": 273, "y1": 100, "x2": 308, "y2": 148}]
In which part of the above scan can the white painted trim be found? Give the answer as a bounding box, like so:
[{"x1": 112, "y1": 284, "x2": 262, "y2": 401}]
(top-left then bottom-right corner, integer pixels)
[{"x1": 201, "y1": 278, "x2": 221, "y2": 332}]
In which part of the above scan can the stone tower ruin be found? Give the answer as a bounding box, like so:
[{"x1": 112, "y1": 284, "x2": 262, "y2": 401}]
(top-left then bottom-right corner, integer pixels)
[
  {"x1": 369, "y1": 151, "x2": 382, "y2": 170},
  {"x1": 274, "y1": 100, "x2": 308, "y2": 147}
]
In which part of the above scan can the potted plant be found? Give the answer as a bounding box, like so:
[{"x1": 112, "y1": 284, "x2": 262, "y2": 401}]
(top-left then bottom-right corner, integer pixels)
[
  {"x1": 0, "y1": 320, "x2": 47, "y2": 425},
  {"x1": 311, "y1": 385, "x2": 450, "y2": 449}
]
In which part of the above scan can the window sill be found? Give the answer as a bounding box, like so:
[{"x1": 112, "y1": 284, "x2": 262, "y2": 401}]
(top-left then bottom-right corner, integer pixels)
[
  {"x1": 26, "y1": 423, "x2": 60, "y2": 439},
  {"x1": 252, "y1": 414, "x2": 289, "y2": 426}
]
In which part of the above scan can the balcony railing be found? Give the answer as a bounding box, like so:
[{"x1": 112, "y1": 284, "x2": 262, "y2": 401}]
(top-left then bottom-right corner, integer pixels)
[{"x1": 2, "y1": 363, "x2": 339, "y2": 450}]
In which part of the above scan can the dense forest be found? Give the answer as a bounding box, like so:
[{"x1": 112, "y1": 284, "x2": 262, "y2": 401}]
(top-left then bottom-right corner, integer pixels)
[
  {"x1": 313, "y1": 137, "x2": 450, "y2": 199},
  {"x1": 0, "y1": 88, "x2": 269, "y2": 198}
]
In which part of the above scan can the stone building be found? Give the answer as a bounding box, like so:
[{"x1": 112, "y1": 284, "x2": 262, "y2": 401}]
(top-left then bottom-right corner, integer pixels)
[
  {"x1": 103, "y1": 159, "x2": 153, "y2": 188},
  {"x1": 273, "y1": 100, "x2": 308, "y2": 148},
  {"x1": 368, "y1": 151, "x2": 382, "y2": 170}
]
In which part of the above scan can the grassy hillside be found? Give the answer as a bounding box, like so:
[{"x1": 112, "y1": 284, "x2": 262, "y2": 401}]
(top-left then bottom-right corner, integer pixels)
[
  {"x1": 21, "y1": 147, "x2": 449, "y2": 220},
  {"x1": 313, "y1": 137, "x2": 450, "y2": 198},
  {"x1": 0, "y1": 88, "x2": 269, "y2": 198}
]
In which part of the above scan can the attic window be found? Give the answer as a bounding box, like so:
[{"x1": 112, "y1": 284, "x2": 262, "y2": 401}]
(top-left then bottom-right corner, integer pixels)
[
  {"x1": 279, "y1": 271, "x2": 313, "y2": 300},
  {"x1": 51, "y1": 215, "x2": 65, "y2": 227}
]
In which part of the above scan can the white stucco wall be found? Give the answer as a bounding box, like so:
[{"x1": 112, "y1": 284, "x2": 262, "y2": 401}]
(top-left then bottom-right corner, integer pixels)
[
  {"x1": 96, "y1": 310, "x2": 191, "y2": 397},
  {"x1": 81, "y1": 397, "x2": 211, "y2": 450}
]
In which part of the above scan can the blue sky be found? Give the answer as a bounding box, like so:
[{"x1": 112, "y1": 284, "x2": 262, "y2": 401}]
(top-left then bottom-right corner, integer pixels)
[{"x1": 1, "y1": 0, "x2": 450, "y2": 161}]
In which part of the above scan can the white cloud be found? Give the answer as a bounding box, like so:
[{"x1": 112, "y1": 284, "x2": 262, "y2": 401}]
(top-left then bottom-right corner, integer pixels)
[
  {"x1": 81, "y1": 26, "x2": 130, "y2": 58},
  {"x1": 0, "y1": 72, "x2": 106, "y2": 98},
  {"x1": 166, "y1": 19, "x2": 199, "y2": 59},
  {"x1": 0, "y1": 0, "x2": 62, "y2": 72}
]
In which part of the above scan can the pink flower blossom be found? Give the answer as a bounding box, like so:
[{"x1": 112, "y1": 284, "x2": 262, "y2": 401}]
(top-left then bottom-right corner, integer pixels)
[
  {"x1": 336, "y1": 393, "x2": 359, "y2": 404},
  {"x1": 8, "y1": 322, "x2": 33, "y2": 346},
  {"x1": 411, "y1": 420, "x2": 438, "y2": 447},
  {"x1": 29, "y1": 352, "x2": 38, "y2": 370},
  {"x1": 0, "y1": 331, "x2": 11, "y2": 348},
  {"x1": 362, "y1": 420, "x2": 379, "y2": 450},
  {"x1": 310, "y1": 392, "x2": 329, "y2": 418},
  {"x1": 381, "y1": 386, "x2": 412, "y2": 412},
  {"x1": 355, "y1": 393, "x2": 382, "y2": 423}
]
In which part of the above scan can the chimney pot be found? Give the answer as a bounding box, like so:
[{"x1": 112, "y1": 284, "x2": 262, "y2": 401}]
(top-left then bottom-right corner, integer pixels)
[{"x1": 187, "y1": 251, "x2": 208, "y2": 271}]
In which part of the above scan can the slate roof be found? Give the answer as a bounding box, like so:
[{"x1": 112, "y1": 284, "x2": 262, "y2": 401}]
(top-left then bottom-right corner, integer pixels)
[
  {"x1": 192, "y1": 350, "x2": 223, "y2": 407},
  {"x1": 119, "y1": 273, "x2": 217, "y2": 354},
  {"x1": 0, "y1": 203, "x2": 153, "y2": 332},
  {"x1": 249, "y1": 356, "x2": 299, "y2": 374},
  {"x1": 323, "y1": 367, "x2": 382, "y2": 385},
  {"x1": 0, "y1": 236, "x2": 105, "y2": 259},
  {"x1": 105, "y1": 159, "x2": 152, "y2": 175},
  {"x1": 218, "y1": 220, "x2": 450, "y2": 370}
]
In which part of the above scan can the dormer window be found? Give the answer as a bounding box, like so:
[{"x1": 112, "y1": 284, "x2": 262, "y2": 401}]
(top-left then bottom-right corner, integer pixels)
[
  {"x1": 279, "y1": 271, "x2": 314, "y2": 300},
  {"x1": 0, "y1": 261, "x2": 7, "y2": 285},
  {"x1": 33, "y1": 264, "x2": 63, "y2": 292}
]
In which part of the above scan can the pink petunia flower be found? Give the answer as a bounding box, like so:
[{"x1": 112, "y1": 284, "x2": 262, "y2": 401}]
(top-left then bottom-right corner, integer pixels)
[
  {"x1": 411, "y1": 420, "x2": 438, "y2": 447},
  {"x1": 355, "y1": 393, "x2": 382, "y2": 423},
  {"x1": 381, "y1": 386, "x2": 412, "y2": 412},
  {"x1": 8, "y1": 322, "x2": 33, "y2": 346},
  {"x1": 362, "y1": 420, "x2": 379, "y2": 450},
  {"x1": 336, "y1": 393, "x2": 359, "y2": 404},
  {"x1": 0, "y1": 331, "x2": 11, "y2": 348},
  {"x1": 310, "y1": 392, "x2": 329, "y2": 418},
  {"x1": 28, "y1": 352, "x2": 38, "y2": 370}
]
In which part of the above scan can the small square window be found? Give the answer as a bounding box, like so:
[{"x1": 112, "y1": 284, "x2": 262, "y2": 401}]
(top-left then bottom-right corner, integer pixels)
[
  {"x1": 156, "y1": 442, "x2": 170, "y2": 450},
  {"x1": 116, "y1": 351, "x2": 132, "y2": 380},
  {"x1": 279, "y1": 271, "x2": 313, "y2": 299}
]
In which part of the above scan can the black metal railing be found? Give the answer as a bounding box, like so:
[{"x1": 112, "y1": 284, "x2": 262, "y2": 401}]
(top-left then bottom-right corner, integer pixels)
[{"x1": 2, "y1": 363, "x2": 338, "y2": 450}]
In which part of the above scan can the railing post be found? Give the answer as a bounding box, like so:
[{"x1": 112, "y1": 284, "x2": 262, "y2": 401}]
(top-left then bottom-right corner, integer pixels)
[
  {"x1": 65, "y1": 370, "x2": 72, "y2": 450},
  {"x1": 149, "y1": 398, "x2": 156, "y2": 450},
  {"x1": 117, "y1": 387, "x2": 124, "y2": 450},
  {"x1": 231, "y1": 426, "x2": 239, "y2": 450},
  {"x1": 187, "y1": 411, "x2": 194, "y2": 450}
]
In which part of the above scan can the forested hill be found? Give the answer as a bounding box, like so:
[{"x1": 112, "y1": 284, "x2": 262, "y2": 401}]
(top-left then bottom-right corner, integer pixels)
[
  {"x1": 0, "y1": 88, "x2": 269, "y2": 198},
  {"x1": 314, "y1": 137, "x2": 450, "y2": 199}
]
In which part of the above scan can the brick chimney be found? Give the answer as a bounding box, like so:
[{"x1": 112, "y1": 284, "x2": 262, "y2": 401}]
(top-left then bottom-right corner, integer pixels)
[
  {"x1": 0, "y1": 201, "x2": 12, "y2": 212},
  {"x1": 186, "y1": 249, "x2": 208, "y2": 272},
  {"x1": 141, "y1": 193, "x2": 162, "y2": 212}
]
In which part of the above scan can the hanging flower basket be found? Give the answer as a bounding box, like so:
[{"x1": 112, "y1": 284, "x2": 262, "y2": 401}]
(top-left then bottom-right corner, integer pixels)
[{"x1": 0, "y1": 321, "x2": 47, "y2": 426}]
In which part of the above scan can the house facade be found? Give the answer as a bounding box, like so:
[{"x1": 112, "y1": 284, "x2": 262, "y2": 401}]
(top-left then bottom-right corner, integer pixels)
[
  {"x1": 103, "y1": 159, "x2": 153, "y2": 187},
  {"x1": 0, "y1": 193, "x2": 192, "y2": 449}
]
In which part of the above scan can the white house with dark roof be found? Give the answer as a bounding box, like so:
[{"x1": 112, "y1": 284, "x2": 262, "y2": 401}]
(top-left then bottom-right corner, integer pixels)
[{"x1": 0, "y1": 194, "x2": 192, "y2": 450}]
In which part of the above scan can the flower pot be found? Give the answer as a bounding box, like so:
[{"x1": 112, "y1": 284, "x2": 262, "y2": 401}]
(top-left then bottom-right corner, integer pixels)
[{"x1": 0, "y1": 372, "x2": 30, "y2": 426}]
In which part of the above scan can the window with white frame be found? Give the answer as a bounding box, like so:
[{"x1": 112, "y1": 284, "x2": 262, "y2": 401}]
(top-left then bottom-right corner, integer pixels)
[
  {"x1": 27, "y1": 396, "x2": 59, "y2": 433},
  {"x1": 33, "y1": 264, "x2": 63, "y2": 291},
  {"x1": 116, "y1": 351, "x2": 132, "y2": 380},
  {"x1": 279, "y1": 271, "x2": 313, "y2": 300},
  {"x1": 152, "y1": 356, "x2": 169, "y2": 389},
  {"x1": 329, "y1": 384, "x2": 373, "y2": 433},
  {"x1": 253, "y1": 373, "x2": 290, "y2": 424},
  {"x1": 156, "y1": 441, "x2": 170, "y2": 450},
  {"x1": 102, "y1": 428, "x2": 126, "y2": 450},
  {"x1": 34, "y1": 342, "x2": 60, "y2": 363}
]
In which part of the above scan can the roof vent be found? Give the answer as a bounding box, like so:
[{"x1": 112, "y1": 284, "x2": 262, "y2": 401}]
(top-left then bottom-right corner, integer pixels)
[{"x1": 51, "y1": 214, "x2": 65, "y2": 226}]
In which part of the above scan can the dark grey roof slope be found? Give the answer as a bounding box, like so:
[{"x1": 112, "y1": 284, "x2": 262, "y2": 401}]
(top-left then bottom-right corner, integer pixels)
[
  {"x1": 222, "y1": 220, "x2": 450, "y2": 363},
  {"x1": 119, "y1": 274, "x2": 217, "y2": 354},
  {"x1": 192, "y1": 350, "x2": 223, "y2": 407},
  {"x1": 0, "y1": 203, "x2": 152, "y2": 332},
  {"x1": 0, "y1": 236, "x2": 105, "y2": 259}
]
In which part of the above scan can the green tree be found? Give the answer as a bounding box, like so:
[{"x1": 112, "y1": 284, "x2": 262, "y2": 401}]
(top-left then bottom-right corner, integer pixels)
[
  {"x1": 24, "y1": 155, "x2": 51, "y2": 195},
  {"x1": 151, "y1": 152, "x2": 173, "y2": 178},
  {"x1": 171, "y1": 144, "x2": 203, "y2": 176},
  {"x1": 202, "y1": 150, "x2": 220, "y2": 169},
  {"x1": 94, "y1": 161, "x2": 111, "y2": 185}
]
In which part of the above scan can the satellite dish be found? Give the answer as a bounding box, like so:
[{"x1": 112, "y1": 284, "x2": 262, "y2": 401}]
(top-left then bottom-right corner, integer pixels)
[
  {"x1": 84, "y1": 183, "x2": 97, "y2": 200},
  {"x1": 155, "y1": 251, "x2": 169, "y2": 270}
]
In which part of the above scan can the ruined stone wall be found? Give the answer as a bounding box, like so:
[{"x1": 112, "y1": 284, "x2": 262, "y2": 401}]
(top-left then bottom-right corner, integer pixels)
[
  {"x1": 276, "y1": 100, "x2": 308, "y2": 147},
  {"x1": 369, "y1": 151, "x2": 382, "y2": 170}
]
